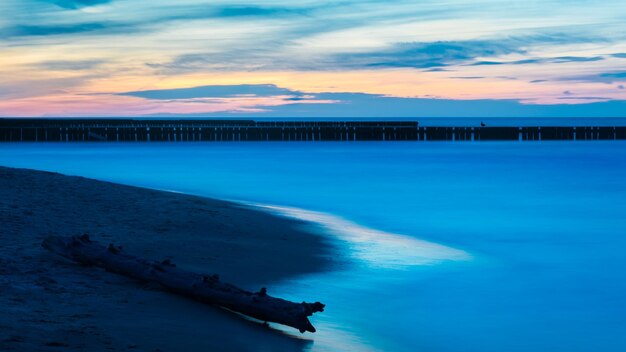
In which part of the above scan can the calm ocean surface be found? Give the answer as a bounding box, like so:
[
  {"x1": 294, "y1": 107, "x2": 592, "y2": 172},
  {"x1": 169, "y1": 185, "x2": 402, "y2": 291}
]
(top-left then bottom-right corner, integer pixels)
[{"x1": 1, "y1": 141, "x2": 625, "y2": 351}]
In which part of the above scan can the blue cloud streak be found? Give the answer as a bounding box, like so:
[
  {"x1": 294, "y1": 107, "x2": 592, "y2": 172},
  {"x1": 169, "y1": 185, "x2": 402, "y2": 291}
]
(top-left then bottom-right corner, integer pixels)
[
  {"x1": 122, "y1": 85, "x2": 302, "y2": 99},
  {"x1": 120, "y1": 84, "x2": 626, "y2": 118}
]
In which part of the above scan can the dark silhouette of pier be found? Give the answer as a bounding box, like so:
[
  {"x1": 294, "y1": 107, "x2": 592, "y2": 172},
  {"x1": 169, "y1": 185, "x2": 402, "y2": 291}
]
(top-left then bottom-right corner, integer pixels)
[{"x1": 1, "y1": 119, "x2": 625, "y2": 142}]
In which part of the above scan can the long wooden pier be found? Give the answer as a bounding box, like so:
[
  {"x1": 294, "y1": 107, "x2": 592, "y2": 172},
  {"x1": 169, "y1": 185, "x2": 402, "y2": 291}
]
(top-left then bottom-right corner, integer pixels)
[{"x1": 1, "y1": 119, "x2": 625, "y2": 142}]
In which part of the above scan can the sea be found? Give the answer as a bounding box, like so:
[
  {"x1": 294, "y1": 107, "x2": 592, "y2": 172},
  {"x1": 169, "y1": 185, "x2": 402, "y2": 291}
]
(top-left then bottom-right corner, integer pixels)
[{"x1": 1, "y1": 140, "x2": 625, "y2": 351}]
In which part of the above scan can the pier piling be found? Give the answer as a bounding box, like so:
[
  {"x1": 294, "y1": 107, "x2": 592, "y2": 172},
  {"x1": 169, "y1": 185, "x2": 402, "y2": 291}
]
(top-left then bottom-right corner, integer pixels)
[{"x1": 1, "y1": 119, "x2": 625, "y2": 142}]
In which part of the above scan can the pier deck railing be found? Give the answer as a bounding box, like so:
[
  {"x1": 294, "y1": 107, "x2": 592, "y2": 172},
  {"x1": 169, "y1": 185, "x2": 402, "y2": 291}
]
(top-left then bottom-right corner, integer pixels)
[{"x1": 0, "y1": 119, "x2": 624, "y2": 142}]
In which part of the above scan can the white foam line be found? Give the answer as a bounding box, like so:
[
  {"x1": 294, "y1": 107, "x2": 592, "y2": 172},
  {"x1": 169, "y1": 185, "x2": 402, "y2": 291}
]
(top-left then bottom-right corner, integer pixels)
[
  {"x1": 126, "y1": 185, "x2": 471, "y2": 269},
  {"x1": 245, "y1": 202, "x2": 471, "y2": 269}
]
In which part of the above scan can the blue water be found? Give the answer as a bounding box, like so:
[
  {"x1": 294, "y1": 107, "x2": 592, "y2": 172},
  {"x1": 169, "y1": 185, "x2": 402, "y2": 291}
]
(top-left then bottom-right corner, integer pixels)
[{"x1": 1, "y1": 142, "x2": 625, "y2": 351}]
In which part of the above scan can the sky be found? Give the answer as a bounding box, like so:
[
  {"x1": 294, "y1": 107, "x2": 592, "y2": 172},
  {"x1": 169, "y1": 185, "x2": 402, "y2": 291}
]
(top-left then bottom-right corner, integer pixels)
[{"x1": 1, "y1": 0, "x2": 626, "y2": 118}]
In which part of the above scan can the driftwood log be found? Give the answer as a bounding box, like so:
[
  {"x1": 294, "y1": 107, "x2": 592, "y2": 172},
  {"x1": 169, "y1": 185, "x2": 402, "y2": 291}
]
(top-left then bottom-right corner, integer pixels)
[{"x1": 42, "y1": 235, "x2": 325, "y2": 333}]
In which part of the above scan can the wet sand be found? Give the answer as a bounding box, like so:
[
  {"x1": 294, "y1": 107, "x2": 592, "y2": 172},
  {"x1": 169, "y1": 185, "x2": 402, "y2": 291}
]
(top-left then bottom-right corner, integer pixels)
[{"x1": 0, "y1": 166, "x2": 337, "y2": 351}]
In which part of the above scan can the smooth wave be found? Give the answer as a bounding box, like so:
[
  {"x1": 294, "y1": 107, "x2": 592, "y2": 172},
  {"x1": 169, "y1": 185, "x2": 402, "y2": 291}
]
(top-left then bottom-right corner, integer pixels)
[{"x1": 246, "y1": 203, "x2": 471, "y2": 269}]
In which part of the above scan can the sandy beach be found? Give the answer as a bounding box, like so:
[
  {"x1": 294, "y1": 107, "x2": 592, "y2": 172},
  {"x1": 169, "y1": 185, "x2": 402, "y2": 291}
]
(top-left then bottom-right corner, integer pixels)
[{"x1": 0, "y1": 166, "x2": 337, "y2": 351}]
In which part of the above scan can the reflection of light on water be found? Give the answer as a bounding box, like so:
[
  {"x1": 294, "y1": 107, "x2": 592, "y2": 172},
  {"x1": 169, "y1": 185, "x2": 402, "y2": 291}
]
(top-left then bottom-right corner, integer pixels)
[
  {"x1": 248, "y1": 203, "x2": 471, "y2": 269},
  {"x1": 267, "y1": 270, "x2": 385, "y2": 352},
  {"x1": 242, "y1": 202, "x2": 472, "y2": 351}
]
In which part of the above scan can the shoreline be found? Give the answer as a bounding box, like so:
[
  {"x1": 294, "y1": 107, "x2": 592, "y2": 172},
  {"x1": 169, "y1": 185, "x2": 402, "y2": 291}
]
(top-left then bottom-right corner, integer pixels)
[{"x1": 0, "y1": 166, "x2": 338, "y2": 351}]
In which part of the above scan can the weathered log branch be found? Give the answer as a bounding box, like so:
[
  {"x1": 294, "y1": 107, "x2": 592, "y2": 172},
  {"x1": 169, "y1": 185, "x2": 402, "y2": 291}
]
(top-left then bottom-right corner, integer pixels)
[{"x1": 42, "y1": 235, "x2": 324, "y2": 333}]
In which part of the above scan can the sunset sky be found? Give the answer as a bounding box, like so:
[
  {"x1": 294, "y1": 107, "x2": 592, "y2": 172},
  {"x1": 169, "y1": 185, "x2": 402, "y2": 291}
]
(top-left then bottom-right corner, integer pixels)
[{"x1": 1, "y1": 0, "x2": 626, "y2": 117}]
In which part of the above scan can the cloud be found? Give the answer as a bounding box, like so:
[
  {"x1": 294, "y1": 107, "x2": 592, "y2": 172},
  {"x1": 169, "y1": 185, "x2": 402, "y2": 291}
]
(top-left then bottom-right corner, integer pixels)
[
  {"x1": 470, "y1": 56, "x2": 604, "y2": 66},
  {"x1": 452, "y1": 76, "x2": 485, "y2": 80},
  {"x1": 549, "y1": 56, "x2": 605, "y2": 63},
  {"x1": 567, "y1": 71, "x2": 626, "y2": 83},
  {"x1": 424, "y1": 68, "x2": 449, "y2": 72},
  {"x1": 329, "y1": 33, "x2": 606, "y2": 69},
  {"x1": 2, "y1": 0, "x2": 626, "y2": 116},
  {"x1": 147, "y1": 4, "x2": 313, "y2": 25},
  {"x1": 121, "y1": 84, "x2": 304, "y2": 100},
  {"x1": 146, "y1": 53, "x2": 265, "y2": 73},
  {"x1": 214, "y1": 6, "x2": 308, "y2": 17},
  {"x1": 119, "y1": 84, "x2": 626, "y2": 118},
  {"x1": 43, "y1": 0, "x2": 112, "y2": 9},
  {"x1": 264, "y1": 94, "x2": 626, "y2": 118},
  {"x1": 469, "y1": 61, "x2": 503, "y2": 66},
  {"x1": 38, "y1": 1, "x2": 295, "y2": 15},
  {"x1": 601, "y1": 72, "x2": 626, "y2": 79},
  {"x1": 557, "y1": 96, "x2": 610, "y2": 101},
  {"x1": 37, "y1": 59, "x2": 105, "y2": 70},
  {"x1": 3, "y1": 22, "x2": 128, "y2": 38},
  {"x1": 4, "y1": 3, "x2": 310, "y2": 40},
  {"x1": 147, "y1": 32, "x2": 608, "y2": 73},
  {"x1": 145, "y1": 92, "x2": 626, "y2": 118},
  {"x1": 0, "y1": 75, "x2": 101, "y2": 99},
  {"x1": 557, "y1": 97, "x2": 611, "y2": 101},
  {"x1": 333, "y1": 40, "x2": 525, "y2": 69}
]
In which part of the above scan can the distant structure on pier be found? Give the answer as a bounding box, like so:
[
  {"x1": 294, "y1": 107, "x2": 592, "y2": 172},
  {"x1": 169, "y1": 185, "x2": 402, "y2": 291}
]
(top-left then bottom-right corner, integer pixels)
[{"x1": 0, "y1": 119, "x2": 624, "y2": 142}]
